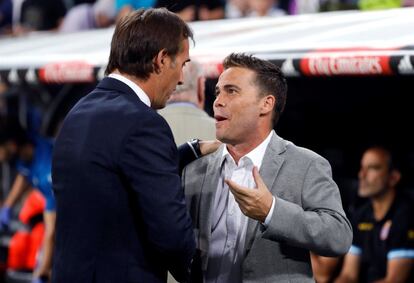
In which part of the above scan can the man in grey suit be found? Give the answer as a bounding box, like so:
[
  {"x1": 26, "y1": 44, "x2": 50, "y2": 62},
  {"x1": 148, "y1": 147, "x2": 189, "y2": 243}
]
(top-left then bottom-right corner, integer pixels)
[
  {"x1": 159, "y1": 60, "x2": 216, "y2": 145},
  {"x1": 183, "y1": 53, "x2": 353, "y2": 283}
]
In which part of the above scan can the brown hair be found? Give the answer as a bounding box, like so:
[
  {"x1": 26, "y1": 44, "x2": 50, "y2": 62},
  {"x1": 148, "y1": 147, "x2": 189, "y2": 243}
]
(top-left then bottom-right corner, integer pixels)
[
  {"x1": 223, "y1": 53, "x2": 287, "y2": 126},
  {"x1": 105, "y1": 8, "x2": 194, "y2": 80}
]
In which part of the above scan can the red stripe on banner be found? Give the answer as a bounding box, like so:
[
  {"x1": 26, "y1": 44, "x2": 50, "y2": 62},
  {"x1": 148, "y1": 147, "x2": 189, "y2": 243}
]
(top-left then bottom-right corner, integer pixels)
[
  {"x1": 298, "y1": 47, "x2": 397, "y2": 76},
  {"x1": 39, "y1": 61, "x2": 94, "y2": 83},
  {"x1": 300, "y1": 55, "x2": 393, "y2": 76}
]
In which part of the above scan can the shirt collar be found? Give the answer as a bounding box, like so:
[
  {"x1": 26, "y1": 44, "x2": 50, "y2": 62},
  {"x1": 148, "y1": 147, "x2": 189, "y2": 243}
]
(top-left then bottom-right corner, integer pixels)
[
  {"x1": 108, "y1": 73, "x2": 151, "y2": 107},
  {"x1": 221, "y1": 130, "x2": 274, "y2": 170}
]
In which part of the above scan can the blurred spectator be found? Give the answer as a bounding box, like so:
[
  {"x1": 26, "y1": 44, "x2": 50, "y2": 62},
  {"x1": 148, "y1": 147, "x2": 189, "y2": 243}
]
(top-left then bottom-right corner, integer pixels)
[
  {"x1": 319, "y1": 0, "x2": 357, "y2": 12},
  {"x1": 288, "y1": 0, "x2": 320, "y2": 14},
  {"x1": 358, "y1": 0, "x2": 401, "y2": 10},
  {"x1": 0, "y1": 122, "x2": 25, "y2": 201},
  {"x1": 0, "y1": 82, "x2": 7, "y2": 115},
  {"x1": 225, "y1": 0, "x2": 249, "y2": 18},
  {"x1": 158, "y1": 60, "x2": 216, "y2": 145},
  {"x1": 59, "y1": 0, "x2": 115, "y2": 33},
  {"x1": 335, "y1": 146, "x2": 414, "y2": 283},
  {"x1": 0, "y1": 0, "x2": 12, "y2": 33},
  {"x1": 0, "y1": 131, "x2": 55, "y2": 282},
  {"x1": 13, "y1": 0, "x2": 66, "y2": 35},
  {"x1": 115, "y1": 0, "x2": 154, "y2": 20},
  {"x1": 156, "y1": 0, "x2": 225, "y2": 21},
  {"x1": 247, "y1": 0, "x2": 286, "y2": 17},
  {"x1": 0, "y1": 123, "x2": 26, "y2": 165},
  {"x1": 71, "y1": 0, "x2": 97, "y2": 5}
]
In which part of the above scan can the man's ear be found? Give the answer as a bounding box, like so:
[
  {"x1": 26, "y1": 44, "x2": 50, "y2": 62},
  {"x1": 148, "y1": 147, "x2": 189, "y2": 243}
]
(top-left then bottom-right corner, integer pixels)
[
  {"x1": 153, "y1": 49, "x2": 168, "y2": 74},
  {"x1": 389, "y1": 169, "x2": 401, "y2": 188},
  {"x1": 197, "y1": 76, "x2": 206, "y2": 109},
  {"x1": 260, "y1": 95, "x2": 275, "y2": 116}
]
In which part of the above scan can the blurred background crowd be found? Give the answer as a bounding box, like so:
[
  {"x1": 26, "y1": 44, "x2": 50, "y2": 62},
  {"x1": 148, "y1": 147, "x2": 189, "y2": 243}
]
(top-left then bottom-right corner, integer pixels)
[
  {"x1": 0, "y1": 0, "x2": 414, "y2": 36},
  {"x1": 0, "y1": 1, "x2": 414, "y2": 283}
]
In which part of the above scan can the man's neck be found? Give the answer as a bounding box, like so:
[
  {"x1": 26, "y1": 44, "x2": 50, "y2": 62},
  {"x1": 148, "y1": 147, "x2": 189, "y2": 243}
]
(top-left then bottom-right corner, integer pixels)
[
  {"x1": 226, "y1": 130, "x2": 272, "y2": 164},
  {"x1": 371, "y1": 188, "x2": 396, "y2": 221}
]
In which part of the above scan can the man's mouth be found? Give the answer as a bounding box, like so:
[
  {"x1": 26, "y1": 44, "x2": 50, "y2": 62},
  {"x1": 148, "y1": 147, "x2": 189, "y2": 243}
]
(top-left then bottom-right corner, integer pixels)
[{"x1": 214, "y1": 115, "x2": 228, "y2": 122}]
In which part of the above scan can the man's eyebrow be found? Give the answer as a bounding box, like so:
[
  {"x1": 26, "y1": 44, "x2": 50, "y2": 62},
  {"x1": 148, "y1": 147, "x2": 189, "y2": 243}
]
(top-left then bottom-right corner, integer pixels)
[
  {"x1": 223, "y1": 84, "x2": 241, "y2": 91},
  {"x1": 367, "y1": 164, "x2": 382, "y2": 169},
  {"x1": 215, "y1": 84, "x2": 241, "y2": 93}
]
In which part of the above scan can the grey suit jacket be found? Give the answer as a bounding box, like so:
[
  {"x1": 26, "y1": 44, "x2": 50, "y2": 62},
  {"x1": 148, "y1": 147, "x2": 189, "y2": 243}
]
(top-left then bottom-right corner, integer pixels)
[{"x1": 183, "y1": 132, "x2": 352, "y2": 283}]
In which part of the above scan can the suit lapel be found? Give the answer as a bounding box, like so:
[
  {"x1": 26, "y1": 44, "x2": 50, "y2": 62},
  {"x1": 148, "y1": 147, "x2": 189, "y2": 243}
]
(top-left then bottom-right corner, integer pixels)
[
  {"x1": 244, "y1": 132, "x2": 287, "y2": 254},
  {"x1": 198, "y1": 145, "x2": 225, "y2": 269}
]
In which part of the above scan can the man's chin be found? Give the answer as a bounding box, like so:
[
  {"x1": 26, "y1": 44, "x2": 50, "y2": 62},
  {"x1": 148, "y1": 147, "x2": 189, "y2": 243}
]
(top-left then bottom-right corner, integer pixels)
[
  {"x1": 152, "y1": 101, "x2": 167, "y2": 110},
  {"x1": 216, "y1": 134, "x2": 231, "y2": 144},
  {"x1": 358, "y1": 188, "x2": 377, "y2": 199}
]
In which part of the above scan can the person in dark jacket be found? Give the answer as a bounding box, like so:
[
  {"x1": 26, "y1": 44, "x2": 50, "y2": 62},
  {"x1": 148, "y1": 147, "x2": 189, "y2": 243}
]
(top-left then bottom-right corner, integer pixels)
[{"x1": 52, "y1": 8, "x2": 196, "y2": 283}]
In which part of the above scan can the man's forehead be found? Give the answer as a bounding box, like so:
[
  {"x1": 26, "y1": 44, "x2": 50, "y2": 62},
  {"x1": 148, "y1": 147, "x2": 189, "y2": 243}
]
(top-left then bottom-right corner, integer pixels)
[
  {"x1": 362, "y1": 152, "x2": 387, "y2": 166},
  {"x1": 217, "y1": 68, "x2": 254, "y2": 88},
  {"x1": 178, "y1": 38, "x2": 190, "y2": 57}
]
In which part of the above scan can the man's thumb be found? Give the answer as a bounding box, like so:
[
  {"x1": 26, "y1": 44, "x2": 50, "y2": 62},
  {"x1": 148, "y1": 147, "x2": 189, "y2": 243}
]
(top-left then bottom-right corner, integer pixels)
[{"x1": 252, "y1": 166, "x2": 265, "y2": 189}]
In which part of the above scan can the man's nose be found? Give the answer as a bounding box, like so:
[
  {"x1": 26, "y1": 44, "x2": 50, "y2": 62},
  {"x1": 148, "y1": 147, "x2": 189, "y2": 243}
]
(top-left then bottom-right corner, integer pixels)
[
  {"x1": 178, "y1": 69, "x2": 184, "y2": 85},
  {"x1": 214, "y1": 93, "x2": 226, "y2": 107}
]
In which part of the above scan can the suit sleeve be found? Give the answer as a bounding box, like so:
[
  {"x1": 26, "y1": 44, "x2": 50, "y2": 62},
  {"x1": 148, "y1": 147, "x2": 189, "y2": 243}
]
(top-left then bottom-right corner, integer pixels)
[
  {"x1": 119, "y1": 112, "x2": 195, "y2": 282},
  {"x1": 177, "y1": 142, "x2": 199, "y2": 175},
  {"x1": 262, "y1": 156, "x2": 353, "y2": 256}
]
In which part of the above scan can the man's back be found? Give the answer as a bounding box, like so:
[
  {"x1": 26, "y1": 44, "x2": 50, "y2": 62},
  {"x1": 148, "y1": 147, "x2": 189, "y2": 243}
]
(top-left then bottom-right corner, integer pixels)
[{"x1": 52, "y1": 78, "x2": 195, "y2": 283}]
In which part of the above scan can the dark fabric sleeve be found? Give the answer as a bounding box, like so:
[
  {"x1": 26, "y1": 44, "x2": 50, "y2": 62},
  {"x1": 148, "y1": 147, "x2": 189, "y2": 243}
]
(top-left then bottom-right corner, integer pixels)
[
  {"x1": 351, "y1": 209, "x2": 362, "y2": 247},
  {"x1": 177, "y1": 142, "x2": 198, "y2": 175}
]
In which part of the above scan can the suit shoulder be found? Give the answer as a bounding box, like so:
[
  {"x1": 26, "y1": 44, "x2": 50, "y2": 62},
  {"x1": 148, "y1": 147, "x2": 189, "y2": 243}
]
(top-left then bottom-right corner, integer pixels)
[
  {"x1": 186, "y1": 154, "x2": 210, "y2": 169},
  {"x1": 284, "y1": 140, "x2": 327, "y2": 164},
  {"x1": 115, "y1": 98, "x2": 170, "y2": 130}
]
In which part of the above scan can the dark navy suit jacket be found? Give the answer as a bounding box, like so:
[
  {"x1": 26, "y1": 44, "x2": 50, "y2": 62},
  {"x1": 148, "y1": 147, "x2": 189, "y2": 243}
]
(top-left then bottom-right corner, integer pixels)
[{"x1": 52, "y1": 77, "x2": 195, "y2": 283}]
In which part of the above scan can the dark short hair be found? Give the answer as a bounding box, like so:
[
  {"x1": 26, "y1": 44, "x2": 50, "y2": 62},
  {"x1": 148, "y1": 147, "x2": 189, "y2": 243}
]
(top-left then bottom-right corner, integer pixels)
[
  {"x1": 365, "y1": 145, "x2": 400, "y2": 173},
  {"x1": 223, "y1": 53, "x2": 287, "y2": 126},
  {"x1": 105, "y1": 8, "x2": 194, "y2": 80}
]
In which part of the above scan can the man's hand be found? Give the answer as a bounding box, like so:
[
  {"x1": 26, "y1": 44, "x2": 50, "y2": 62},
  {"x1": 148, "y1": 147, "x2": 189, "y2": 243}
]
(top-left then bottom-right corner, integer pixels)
[
  {"x1": 225, "y1": 167, "x2": 273, "y2": 222},
  {"x1": 199, "y1": 140, "x2": 221, "y2": 156}
]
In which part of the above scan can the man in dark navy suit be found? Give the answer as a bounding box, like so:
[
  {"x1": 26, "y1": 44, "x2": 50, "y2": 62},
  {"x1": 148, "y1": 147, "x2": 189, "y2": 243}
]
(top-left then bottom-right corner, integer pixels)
[{"x1": 52, "y1": 8, "x2": 196, "y2": 283}]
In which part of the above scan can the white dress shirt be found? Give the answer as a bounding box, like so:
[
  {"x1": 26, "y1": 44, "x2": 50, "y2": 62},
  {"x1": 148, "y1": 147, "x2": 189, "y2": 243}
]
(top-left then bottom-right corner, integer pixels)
[
  {"x1": 108, "y1": 73, "x2": 151, "y2": 107},
  {"x1": 206, "y1": 130, "x2": 275, "y2": 283}
]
